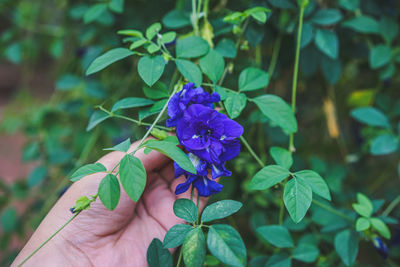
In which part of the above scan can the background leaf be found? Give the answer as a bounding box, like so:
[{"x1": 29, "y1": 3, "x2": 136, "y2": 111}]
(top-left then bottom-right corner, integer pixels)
[
  {"x1": 334, "y1": 230, "x2": 359, "y2": 266},
  {"x1": 256, "y1": 225, "x2": 293, "y2": 248}
]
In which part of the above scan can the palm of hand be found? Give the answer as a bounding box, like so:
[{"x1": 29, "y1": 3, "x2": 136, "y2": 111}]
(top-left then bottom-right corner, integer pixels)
[{"x1": 13, "y1": 147, "x2": 204, "y2": 267}]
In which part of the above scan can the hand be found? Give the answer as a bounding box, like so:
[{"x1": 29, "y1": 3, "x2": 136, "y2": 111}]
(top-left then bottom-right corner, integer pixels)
[{"x1": 12, "y1": 141, "x2": 206, "y2": 266}]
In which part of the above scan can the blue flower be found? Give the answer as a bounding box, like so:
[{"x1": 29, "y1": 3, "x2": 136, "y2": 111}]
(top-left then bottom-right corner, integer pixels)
[
  {"x1": 174, "y1": 153, "x2": 223, "y2": 197},
  {"x1": 176, "y1": 104, "x2": 243, "y2": 164},
  {"x1": 166, "y1": 83, "x2": 220, "y2": 127},
  {"x1": 373, "y1": 237, "x2": 389, "y2": 259}
]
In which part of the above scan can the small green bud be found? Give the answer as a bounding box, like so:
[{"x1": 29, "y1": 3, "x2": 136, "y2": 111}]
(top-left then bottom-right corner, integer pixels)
[{"x1": 151, "y1": 128, "x2": 169, "y2": 140}]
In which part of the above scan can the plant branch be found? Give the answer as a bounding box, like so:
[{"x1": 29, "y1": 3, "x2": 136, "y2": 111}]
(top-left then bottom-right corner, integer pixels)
[
  {"x1": 288, "y1": 3, "x2": 306, "y2": 153},
  {"x1": 18, "y1": 211, "x2": 81, "y2": 267}
]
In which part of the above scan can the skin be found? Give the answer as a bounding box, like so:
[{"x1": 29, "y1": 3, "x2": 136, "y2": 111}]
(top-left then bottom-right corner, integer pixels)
[{"x1": 12, "y1": 141, "x2": 207, "y2": 267}]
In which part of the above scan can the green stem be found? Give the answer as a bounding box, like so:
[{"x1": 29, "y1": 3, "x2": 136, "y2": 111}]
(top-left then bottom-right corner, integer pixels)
[
  {"x1": 239, "y1": 136, "x2": 264, "y2": 168},
  {"x1": 98, "y1": 107, "x2": 171, "y2": 131},
  {"x1": 196, "y1": 194, "x2": 200, "y2": 225},
  {"x1": 113, "y1": 114, "x2": 171, "y2": 131},
  {"x1": 382, "y1": 195, "x2": 400, "y2": 217},
  {"x1": 191, "y1": 0, "x2": 199, "y2": 35},
  {"x1": 176, "y1": 248, "x2": 183, "y2": 267},
  {"x1": 18, "y1": 212, "x2": 81, "y2": 267},
  {"x1": 288, "y1": 4, "x2": 306, "y2": 153},
  {"x1": 278, "y1": 195, "x2": 285, "y2": 225},
  {"x1": 312, "y1": 199, "x2": 354, "y2": 222}
]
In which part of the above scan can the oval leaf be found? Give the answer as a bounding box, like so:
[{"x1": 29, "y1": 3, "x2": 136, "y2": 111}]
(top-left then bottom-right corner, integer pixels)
[
  {"x1": 70, "y1": 162, "x2": 107, "y2": 182},
  {"x1": 98, "y1": 174, "x2": 120, "y2": 210},
  {"x1": 283, "y1": 177, "x2": 312, "y2": 223},
  {"x1": 256, "y1": 225, "x2": 293, "y2": 248},
  {"x1": 138, "y1": 55, "x2": 165, "y2": 86},
  {"x1": 249, "y1": 165, "x2": 291, "y2": 191},
  {"x1": 253, "y1": 95, "x2": 298, "y2": 134},
  {"x1": 119, "y1": 154, "x2": 147, "y2": 202},
  {"x1": 163, "y1": 224, "x2": 193, "y2": 248},
  {"x1": 143, "y1": 140, "x2": 196, "y2": 174},
  {"x1": 173, "y1": 199, "x2": 198, "y2": 223},
  {"x1": 183, "y1": 228, "x2": 206, "y2": 267},
  {"x1": 86, "y1": 48, "x2": 134, "y2": 75},
  {"x1": 207, "y1": 224, "x2": 246, "y2": 267},
  {"x1": 111, "y1": 97, "x2": 155, "y2": 112},
  {"x1": 201, "y1": 200, "x2": 242, "y2": 222},
  {"x1": 238, "y1": 67, "x2": 269, "y2": 91},
  {"x1": 147, "y1": 238, "x2": 172, "y2": 267}
]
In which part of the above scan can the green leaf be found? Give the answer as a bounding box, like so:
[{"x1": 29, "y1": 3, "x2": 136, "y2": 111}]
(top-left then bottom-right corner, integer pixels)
[
  {"x1": 201, "y1": 200, "x2": 242, "y2": 222},
  {"x1": 143, "y1": 140, "x2": 196, "y2": 174},
  {"x1": 334, "y1": 230, "x2": 358, "y2": 266},
  {"x1": 143, "y1": 82, "x2": 169, "y2": 99},
  {"x1": 270, "y1": 147, "x2": 293, "y2": 169},
  {"x1": 224, "y1": 93, "x2": 247, "y2": 119},
  {"x1": 1, "y1": 207, "x2": 17, "y2": 233},
  {"x1": 183, "y1": 228, "x2": 206, "y2": 267},
  {"x1": 294, "y1": 170, "x2": 331, "y2": 201},
  {"x1": 249, "y1": 165, "x2": 291, "y2": 190},
  {"x1": 300, "y1": 23, "x2": 314, "y2": 48},
  {"x1": 119, "y1": 154, "x2": 147, "y2": 202},
  {"x1": 351, "y1": 107, "x2": 390, "y2": 128},
  {"x1": 207, "y1": 224, "x2": 246, "y2": 267},
  {"x1": 284, "y1": 176, "x2": 312, "y2": 223},
  {"x1": 370, "y1": 217, "x2": 391, "y2": 239},
  {"x1": 379, "y1": 17, "x2": 398, "y2": 44},
  {"x1": 117, "y1": 29, "x2": 144, "y2": 38},
  {"x1": 56, "y1": 74, "x2": 81, "y2": 91},
  {"x1": 111, "y1": 97, "x2": 154, "y2": 112},
  {"x1": 199, "y1": 50, "x2": 225, "y2": 83},
  {"x1": 315, "y1": 29, "x2": 338, "y2": 59},
  {"x1": 130, "y1": 39, "x2": 148, "y2": 50},
  {"x1": 87, "y1": 110, "x2": 110, "y2": 131},
  {"x1": 86, "y1": 48, "x2": 134, "y2": 75},
  {"x1": 146, "y1": 22, "x2": 162, "y2": 40},
  {"x1": 98, "y1": 174, "x2": 120, "y2": 210},
  {"x1": 138, "y1": 55, "x2": 165, "y2": 86},
  {"x1": 84, "y1": 3, "x2": 107, "y2": 24},
  {"x1": 292, "y1": 244, "x2": 319, "y2": 263},
  {"x1": 173, "y1": 199, "x2": 198, "y2": 223},
  {"x1": 108, "y1": 0, "x2": 124, "y2": 13},
  {"x1": 311, "y1": 9, "x2": 342, "y2": 25},
  {"x1": 162, "y1": 10, "x2": 191, "y2": 29},
  {"x1": 266, "y1": 253, "x2": 291, "y2": 267},
  {"x1": 342, "y1": 16, "x2": 379, "y2": 34},
  {"x1": 321, "y1": 56, "x2": 342, "y2": 85},
  {"x1": 147, "y1": 238, "x2": 172, "y2": 267},
  {"x1": 175, "y1": 59, "x2": 203, "y2": 87},
  {"x1": 339, "y1": 0, "x2": 359, "y2": 11},
  {"x1": 370, "y1": 45, "x2": 392, "y2": 69},
  {"x1": 104, "y1": 138, "x2": 131, "y2": 152},
  {"x1": 355, "y1": 217, "x2": 370, "y2": 231},
  {"x1": 370, "y1": 134, "x2": 399, "y2": 155},
  {"x1": 253, "y1": 95, "x2": 298, "y2": 133},
  {"x1": 256, "y1": 225, "x2": 293, "y2": 248},
  {"x1": 176, "y1": 36, "x2": 209, "y2": 58},
  {"x1": 163, "y1": 224, "x2": 193, "y2": 248},
  {"x1": 238, "y1": 67, "x2": 269, "y2": 92},
  {"x1": 70, "y1": 162, "x2": 107, "y2": 182},
  {"x1": 215, "y1": 38, "x2": 237, "y2": 58},
  {"x1": 161, "y1": 32, "x2": 176, "y2": 43},
  {"x1": 27, "y1": 165, "x2": 47, "y2": 187}
]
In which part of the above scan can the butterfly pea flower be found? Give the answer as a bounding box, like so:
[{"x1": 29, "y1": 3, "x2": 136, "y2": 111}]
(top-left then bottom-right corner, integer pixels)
[
  {"x1": 174, "y1": 153, "x2": 223, "y2": 197},
  {"x1": 373, "y1": 236, "x2": 389, "y2": 259},
  {"x1": 166, "y1": 83, "x2": 220, "y2": 127},
  {"x1": 176, "y1": 104, "x2": 243, "y2": 164}
]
